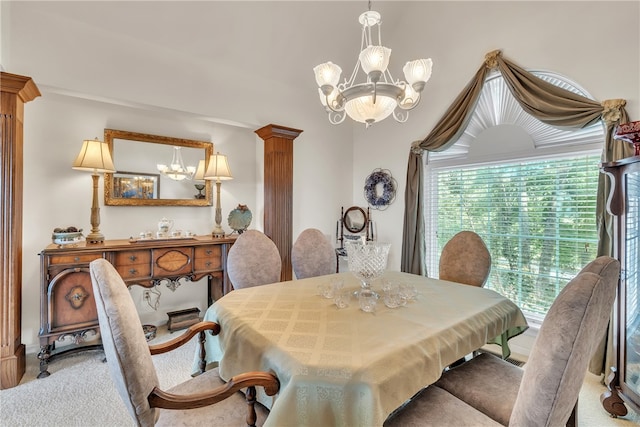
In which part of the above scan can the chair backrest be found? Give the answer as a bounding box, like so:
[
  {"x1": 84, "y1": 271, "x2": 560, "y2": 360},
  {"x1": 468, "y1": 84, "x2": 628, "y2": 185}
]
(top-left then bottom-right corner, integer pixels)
[
  {"x1": 227, "y1": 230, "x2": 282, "y2": 289},
  {"x1": 90, "y1": 258, "x2": 159, "y2": 427},
  {"x1": 509, "y1": 256, "x2": 620, "y2": 427},
  {"x1": 291, "y1": 228, "x2": 336, "y2": 279},
  {"x1": 439, "y1": 231, "x2": 491, "y2": 287}
]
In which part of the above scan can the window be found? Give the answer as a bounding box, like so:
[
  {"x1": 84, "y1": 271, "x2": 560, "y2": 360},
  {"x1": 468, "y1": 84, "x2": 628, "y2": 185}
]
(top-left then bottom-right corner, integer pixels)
[
  {"x1": 423, "y1": 69, "x2": 606, "y2": 322},
  {"x1": 426, "y1": 153, "x2": 601, "y2": 321}
]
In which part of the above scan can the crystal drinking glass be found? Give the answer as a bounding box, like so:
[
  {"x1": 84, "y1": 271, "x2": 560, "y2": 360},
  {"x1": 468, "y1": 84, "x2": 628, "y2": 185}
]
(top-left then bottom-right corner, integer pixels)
[{"x1": 345, "y1": 241, "x2": 391, "y2": 295}]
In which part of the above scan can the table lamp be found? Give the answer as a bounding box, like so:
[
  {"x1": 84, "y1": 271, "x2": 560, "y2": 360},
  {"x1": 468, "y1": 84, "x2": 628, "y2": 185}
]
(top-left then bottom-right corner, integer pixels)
[
  {"x1": 72, "y1": 138, "x2": 116, "y2": 244},
  {"x1": 204, "y1": 152, "x2": 233, "y2": 238}
]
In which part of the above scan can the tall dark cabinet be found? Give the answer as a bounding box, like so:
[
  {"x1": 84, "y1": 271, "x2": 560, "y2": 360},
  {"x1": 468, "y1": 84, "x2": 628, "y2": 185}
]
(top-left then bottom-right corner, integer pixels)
[{"x1": 601, "y1": 155, "x2": 640, "y2": 417}]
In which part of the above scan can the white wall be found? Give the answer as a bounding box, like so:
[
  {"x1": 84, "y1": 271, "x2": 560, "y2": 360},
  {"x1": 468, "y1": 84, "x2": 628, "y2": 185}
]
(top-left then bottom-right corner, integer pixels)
[{"x1": 3, "y1": 1, "x2": 639, "y2": 351}]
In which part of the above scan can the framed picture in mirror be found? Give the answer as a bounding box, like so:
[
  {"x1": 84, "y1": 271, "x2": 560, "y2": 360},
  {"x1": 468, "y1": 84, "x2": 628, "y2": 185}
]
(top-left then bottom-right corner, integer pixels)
[{"x1": 112, "y1": 171, "x2": 159, "y2": 199}]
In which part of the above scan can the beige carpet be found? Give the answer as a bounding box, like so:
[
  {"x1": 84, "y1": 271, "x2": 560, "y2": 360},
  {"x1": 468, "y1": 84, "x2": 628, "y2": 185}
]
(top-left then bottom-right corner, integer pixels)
[{"x1": 2, "y1": 327, "x2": 639, "y2": 426}]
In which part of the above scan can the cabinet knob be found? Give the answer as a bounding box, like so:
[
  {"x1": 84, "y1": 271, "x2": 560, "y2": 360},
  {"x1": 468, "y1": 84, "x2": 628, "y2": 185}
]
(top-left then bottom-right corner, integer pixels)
[
  {"x1": 74, "y1": 257, "x2": 80, "y2": 262},
  {"x1": 129, "y1": 268, "x2": 138, "y2": 275},
  {"x1": 129, "y1": 255, "x2": 137, "y2": 262},
  {"x1": 205, "y1": 261, "x2": 212, "y2": 267},
  {"x1": 205, "y1": 249, "x2": 212, "y2": 255}
]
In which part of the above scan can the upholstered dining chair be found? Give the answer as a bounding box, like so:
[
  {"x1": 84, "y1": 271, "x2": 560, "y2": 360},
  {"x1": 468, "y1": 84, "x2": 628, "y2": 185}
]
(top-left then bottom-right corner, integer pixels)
[
  {"x1": 89, "y1": 258, "x2": 280, "y2": 427},
  {"x1": 291, "y1": 228, "x2": 337, "y2": 279},
  {"x1": 384, "y1": 256, "x2": 620, "y2": 427},
  {"x1": 227, "y1": 230, "x2": 282, "y2": 289},
  {"x1": 439, "y1": 230, "x2": 491, "y2": 287}
]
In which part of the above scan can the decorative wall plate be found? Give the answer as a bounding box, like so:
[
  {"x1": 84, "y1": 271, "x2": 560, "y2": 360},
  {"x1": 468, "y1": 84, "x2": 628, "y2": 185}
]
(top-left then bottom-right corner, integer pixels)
[
  {"x1": 364, "y1": 168, "x2": 397, "y2": 210},
  {"x1": 228, "y1": 204, "x2": 252, "y2": 233}
]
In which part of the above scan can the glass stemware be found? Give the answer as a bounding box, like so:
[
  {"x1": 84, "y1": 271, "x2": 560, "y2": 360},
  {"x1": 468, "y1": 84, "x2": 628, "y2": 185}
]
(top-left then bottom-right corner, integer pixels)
[{"x1": 345, "y1": 241, "x2": 391, "y2": 295}]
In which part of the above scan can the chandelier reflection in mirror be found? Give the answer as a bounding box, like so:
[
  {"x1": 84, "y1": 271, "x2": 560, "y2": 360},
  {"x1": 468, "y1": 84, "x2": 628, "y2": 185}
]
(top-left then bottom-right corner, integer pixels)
[
  {"x1": 156, "y1": 146, "x2": 196, "y2": 181},
  {"x1": 313, "y1": 3, "x2": 432, "y2": 127}
]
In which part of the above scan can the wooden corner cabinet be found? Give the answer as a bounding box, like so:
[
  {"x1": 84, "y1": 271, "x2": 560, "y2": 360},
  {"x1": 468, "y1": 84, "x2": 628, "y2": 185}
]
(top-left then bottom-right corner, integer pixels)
[
  {"x1": 600, "y1": 155, "x2": 640, "y2": 416},
  {"x1": 38, "y1": 236, "x2": 235, "y2": 378}
]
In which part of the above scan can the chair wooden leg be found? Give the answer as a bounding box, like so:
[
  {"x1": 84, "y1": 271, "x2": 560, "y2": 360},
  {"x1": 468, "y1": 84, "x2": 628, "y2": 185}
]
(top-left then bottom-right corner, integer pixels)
[
  {"x1": 567, "y1": 399, "x2": 577, "y2": 427},
  {"x1": 245, "y1": 385, "x2": 258, "y2": 427},
  {"x1": 197, "y1": 330, "x2": 206, "y2": 374}
]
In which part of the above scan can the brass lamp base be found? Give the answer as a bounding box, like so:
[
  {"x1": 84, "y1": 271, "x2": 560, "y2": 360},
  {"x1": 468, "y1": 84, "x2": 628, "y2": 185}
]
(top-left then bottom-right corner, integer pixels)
[
  {"x1": 211, "y1": 225, "x2": 226, "y2": 239},
  {"x1": 86, "y1": 232, "x2": 105, "y2": 244}
]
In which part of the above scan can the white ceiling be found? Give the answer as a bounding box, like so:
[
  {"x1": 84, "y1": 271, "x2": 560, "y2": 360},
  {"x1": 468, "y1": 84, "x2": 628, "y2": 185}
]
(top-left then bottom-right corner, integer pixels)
[{"x1": 20, "y1": 1, "x2": 412, "y2": 95}]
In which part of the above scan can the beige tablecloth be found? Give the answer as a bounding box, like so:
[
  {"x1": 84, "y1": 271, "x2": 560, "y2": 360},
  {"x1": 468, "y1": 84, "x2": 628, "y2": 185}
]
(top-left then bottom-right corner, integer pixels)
[{"x1": 192, "y1": 271, "x2": 528, "y2": 427}]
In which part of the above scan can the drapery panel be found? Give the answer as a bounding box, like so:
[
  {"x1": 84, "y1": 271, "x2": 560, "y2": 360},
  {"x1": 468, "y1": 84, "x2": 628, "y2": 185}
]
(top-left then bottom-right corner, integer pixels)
[{"x1": 400, "y1": 49, "x2": 632, "y2": 374}]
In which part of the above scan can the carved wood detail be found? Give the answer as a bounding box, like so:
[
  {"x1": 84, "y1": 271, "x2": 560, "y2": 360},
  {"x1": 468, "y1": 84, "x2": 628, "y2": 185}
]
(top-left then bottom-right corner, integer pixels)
[
  {"x1": 601, "y1": 367, "x2": 628, "y2": 417},
  {"x1": 255, "y1": 124, "x2": 303, "y2": 282}
]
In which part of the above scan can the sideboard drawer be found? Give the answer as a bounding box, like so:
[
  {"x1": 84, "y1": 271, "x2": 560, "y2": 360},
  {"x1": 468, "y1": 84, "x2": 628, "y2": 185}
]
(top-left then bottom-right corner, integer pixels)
[
  {"x1": 194, "y1": 245, "x2": 222, "y2": 272},
  {"x1": 114, "y1": 250, "x2": 151, "y2": 266},
  {"x1": 48, "y1": 253, "x2": 103, "y2": 265},
  {"x1": 114, "y1": 250, "x2": 152, "y2": 280},
  {"x1": 115, "y1": 263, "x2": 152, "y2": 280}
]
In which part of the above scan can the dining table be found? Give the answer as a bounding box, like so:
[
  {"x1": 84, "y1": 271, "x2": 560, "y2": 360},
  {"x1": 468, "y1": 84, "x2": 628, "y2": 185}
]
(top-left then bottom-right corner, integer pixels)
[{"x1": 191, "y1": 271, "x2": 528, "y2": 427}]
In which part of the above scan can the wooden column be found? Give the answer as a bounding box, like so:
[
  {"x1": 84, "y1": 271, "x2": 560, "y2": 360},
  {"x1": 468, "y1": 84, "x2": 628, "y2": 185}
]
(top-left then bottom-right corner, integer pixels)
[
  {"x1": 1, "y1": 72, "x2": 41, "y2": 389},
  {"x1": 255, "y1": 124, "x2": 302, "y2": 282}
]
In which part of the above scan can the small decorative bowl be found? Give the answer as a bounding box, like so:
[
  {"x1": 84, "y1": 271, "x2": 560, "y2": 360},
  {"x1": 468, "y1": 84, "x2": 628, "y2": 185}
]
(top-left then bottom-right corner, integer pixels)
[
  {"x1": 142, "y1": 324, "x2": 157, "y2": 341},
  {"x1": 51, "y1": 232, "x2": 84, "y2": 247}
]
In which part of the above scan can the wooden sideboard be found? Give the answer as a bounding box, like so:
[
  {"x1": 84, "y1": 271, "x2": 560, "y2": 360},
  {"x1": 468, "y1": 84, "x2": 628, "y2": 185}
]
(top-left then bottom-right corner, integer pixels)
[{"x1": 37, "y1": 235, "x2": 235, "y2": 378}]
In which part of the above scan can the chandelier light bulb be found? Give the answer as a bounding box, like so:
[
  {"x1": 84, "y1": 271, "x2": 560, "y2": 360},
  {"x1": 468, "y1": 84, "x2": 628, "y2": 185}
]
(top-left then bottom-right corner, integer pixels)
[
  {"x1": 314, "y1": 62, "x2": 342, "y2": 88},
  {"x1": 359, "y1": 46, "x2": 391, "y2": 75},
  {"x1": 403, "y1": 58, "x2": 433, "y2": 91},
  {"x1": 345, "y1": 94, "x2": 397, "y2": 126},
  {"x1": 399, "y1": 83, "x2": 420, "y2": 109},
  {"x1": 318, "y1": 87, "x2": 341, "y2": 109}
]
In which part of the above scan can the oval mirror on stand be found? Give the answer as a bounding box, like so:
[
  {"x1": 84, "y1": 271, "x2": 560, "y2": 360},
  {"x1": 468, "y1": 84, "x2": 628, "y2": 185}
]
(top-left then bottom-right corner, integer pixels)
[
  {"x1": 335, "y1": 206, "x2": 375, "y2": 272},
  {"x1": 343, "y1": 206, "x2": 367, "y2": 233}
]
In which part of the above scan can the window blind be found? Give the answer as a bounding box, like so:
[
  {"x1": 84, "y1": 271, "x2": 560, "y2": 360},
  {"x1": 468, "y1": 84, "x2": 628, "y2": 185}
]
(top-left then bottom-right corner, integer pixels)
[{"x1": 426, "y1": 154, "x2": 601, "y2": 319}]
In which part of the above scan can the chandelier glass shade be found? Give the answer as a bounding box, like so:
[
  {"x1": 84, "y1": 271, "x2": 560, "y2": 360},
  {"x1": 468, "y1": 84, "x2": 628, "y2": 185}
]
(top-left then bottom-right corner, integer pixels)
[
  {"x1": 157, "y1": 146, "x2": 196, "y2": 181},
  {"x1": 313, "y1": 9, "x2": 432, "y2": 127}
]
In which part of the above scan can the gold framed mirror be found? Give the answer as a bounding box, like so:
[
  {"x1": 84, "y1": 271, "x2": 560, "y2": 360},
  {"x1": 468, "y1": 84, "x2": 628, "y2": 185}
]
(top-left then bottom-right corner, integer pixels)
[{"x1": 104, "y1": 129, "x2": 213, "y2": 206}]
